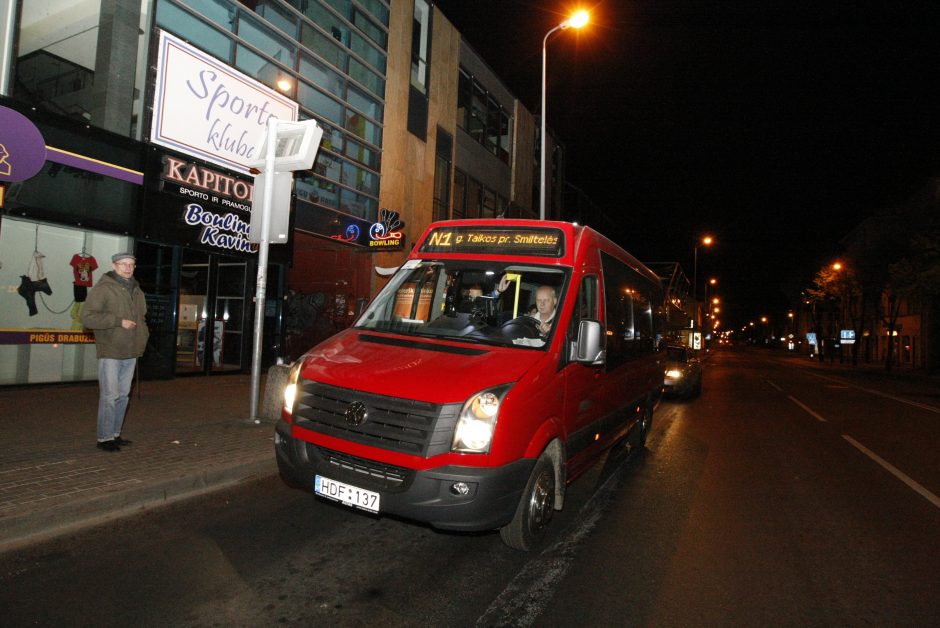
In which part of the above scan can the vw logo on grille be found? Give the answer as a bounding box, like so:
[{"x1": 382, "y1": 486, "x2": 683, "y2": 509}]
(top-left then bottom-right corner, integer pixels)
[{"x1": 344, "y1": 401, "x2": 368, "y2": 427}]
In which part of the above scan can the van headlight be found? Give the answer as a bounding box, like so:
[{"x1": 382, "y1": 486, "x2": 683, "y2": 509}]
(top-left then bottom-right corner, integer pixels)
[
  {"x1": 452, "y1": 385, "x2": 512, "y2": 453},
  {"x1": 665, "y1": 369, "x2": 682, "y2": 379},
  {"x1": 282, "y1": 359, "x2": 305, "y2": 420}
]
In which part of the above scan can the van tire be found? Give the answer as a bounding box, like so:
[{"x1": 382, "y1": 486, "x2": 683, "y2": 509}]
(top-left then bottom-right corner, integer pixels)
[
  {"x1": 500, "y1": 453, "x2": 555, "y2": 551},
  {"x1": 634, "y1": 403, "x2": 653, "y2": 448}
]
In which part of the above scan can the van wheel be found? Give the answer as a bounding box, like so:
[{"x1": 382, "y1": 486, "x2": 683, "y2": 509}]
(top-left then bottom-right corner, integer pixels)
[
  {"x1": 633, "y1": 403, "x2": 653, "y2": 448},
  {"x1": 500, "y1": 453, "x2": 555, "y2": 551}
]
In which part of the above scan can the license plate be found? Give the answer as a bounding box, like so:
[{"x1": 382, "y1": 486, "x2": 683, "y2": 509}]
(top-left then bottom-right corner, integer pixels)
[{"x1": 314, "y1": 475, "x2": 380, "y2": 513}]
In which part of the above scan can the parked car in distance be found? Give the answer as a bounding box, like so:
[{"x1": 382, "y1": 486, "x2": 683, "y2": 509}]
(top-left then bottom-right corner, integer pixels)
[{"x1": 663, "y1": 345, "x2": 703, "y2": 398}]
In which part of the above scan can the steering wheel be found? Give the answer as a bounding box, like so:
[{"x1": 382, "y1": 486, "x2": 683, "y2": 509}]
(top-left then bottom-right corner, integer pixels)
[{"x1": 500, "y1": 316, "x2": 542, "y2": 339}]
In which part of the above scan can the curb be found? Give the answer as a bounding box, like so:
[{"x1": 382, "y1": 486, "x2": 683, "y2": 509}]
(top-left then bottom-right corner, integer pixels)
[{"x1": 0, "y1": 459, "x2": 278, "y2": 555}]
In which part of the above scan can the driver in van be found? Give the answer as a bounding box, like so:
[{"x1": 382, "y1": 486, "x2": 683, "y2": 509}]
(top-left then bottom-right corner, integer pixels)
[{"x1": 529, "y1": 285, "x2": 558, "y2": 338}]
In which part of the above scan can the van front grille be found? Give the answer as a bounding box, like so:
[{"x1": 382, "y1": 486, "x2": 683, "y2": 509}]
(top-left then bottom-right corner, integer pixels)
[{"x1": 293, "y1": 380, "x2": 461, "y2": 457}]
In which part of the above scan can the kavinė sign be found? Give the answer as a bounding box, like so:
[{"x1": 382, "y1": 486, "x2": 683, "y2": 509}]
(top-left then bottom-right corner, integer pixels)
[{"x1": 150, "y1": 30, "x2": 298, "y2": 175}]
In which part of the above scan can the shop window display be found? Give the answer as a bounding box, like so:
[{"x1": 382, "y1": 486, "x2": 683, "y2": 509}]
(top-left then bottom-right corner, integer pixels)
[{"x1": 0, "y1": 218, "x2": 133, "y2": 385}]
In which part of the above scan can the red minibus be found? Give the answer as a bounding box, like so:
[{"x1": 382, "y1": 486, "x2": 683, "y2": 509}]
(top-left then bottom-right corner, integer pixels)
[{"x1": 276, "y1": 219, "x2": 665, "y2": 549}]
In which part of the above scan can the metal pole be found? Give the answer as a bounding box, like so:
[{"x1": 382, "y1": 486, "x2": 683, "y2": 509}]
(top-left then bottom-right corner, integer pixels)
[
  {"x1": 249, "y1": 117, "x2": 278, "y2": 422},
  {"x1": 539, "y1": 32, "x2": 549, "y2": 220},
  {"x1": 0, "y1": 0, "x2": 17, "y2": 96},
  {"x1": 539, "y1": 24, "x2": 564, "y2": 221}
]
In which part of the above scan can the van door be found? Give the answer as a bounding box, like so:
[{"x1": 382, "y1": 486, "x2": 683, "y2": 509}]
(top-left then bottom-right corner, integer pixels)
[{"x1": 562, "y1": 274, "x2": 613, "y2": 477}]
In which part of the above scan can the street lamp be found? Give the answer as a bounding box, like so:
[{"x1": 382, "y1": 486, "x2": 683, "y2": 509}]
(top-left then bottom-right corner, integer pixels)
[
  {"x1": 692, "y1": 235, "x2": 714, "y2": 300},
  {"x1": 540, "y1": 9, "x2": 589, "y2": 220}
]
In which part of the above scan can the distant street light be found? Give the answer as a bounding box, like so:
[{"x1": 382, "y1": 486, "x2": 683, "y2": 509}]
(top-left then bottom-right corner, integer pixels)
[{"x1": 540, "y1": 9, "x2": 589, "y2": 220}]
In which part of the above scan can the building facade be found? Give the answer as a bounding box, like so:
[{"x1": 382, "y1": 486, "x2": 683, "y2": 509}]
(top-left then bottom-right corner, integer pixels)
[{"x1": 0, "y1": 0, "x2": 556, "y2": 385}]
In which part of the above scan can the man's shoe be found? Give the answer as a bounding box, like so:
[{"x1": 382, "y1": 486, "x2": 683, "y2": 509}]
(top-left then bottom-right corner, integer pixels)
[
  {"x1": 113, "y1": 437, "x2": 133, "y2": 446},
  {"x1": 96, "y1": 440, "x2": 120, "y2": 452}
]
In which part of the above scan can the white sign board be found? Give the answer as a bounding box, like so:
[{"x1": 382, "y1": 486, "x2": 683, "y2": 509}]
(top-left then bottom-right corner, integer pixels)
[{"x1": 150, "y1": 30, "x2": 298, "y2": 175}]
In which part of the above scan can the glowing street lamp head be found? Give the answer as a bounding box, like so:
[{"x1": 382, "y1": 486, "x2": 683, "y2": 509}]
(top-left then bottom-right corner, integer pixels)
[
  {"x1": 832, "y1": 262, "x2": 843, "y2": 271},
  {"x1": 702, "y1": 235, "x2": 714, "y2": 246},
  {"x1": 565, "y1": 10, "x2": 590, "y2": 29}
]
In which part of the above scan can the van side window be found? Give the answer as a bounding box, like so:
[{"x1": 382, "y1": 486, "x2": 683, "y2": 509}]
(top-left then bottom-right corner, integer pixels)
[
  {"x1": 601, "y1": 252, "x2": 656, "y2": 370},
  {"x1": 567, "y1": 274, "x2": 599, "y2": 337}
]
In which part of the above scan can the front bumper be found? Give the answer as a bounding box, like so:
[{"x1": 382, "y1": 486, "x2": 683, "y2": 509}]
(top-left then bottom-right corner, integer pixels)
[{"x1": 274, "y1": 422, "x2": 533, "y2": 532}]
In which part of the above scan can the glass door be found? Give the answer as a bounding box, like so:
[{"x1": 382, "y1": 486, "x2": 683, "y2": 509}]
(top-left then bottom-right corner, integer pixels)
[
  {"x1": 176, "y1": 251, "x2": 248, "y2": 374},
  {"x1": 177, "y1": 250, "x2": 210, "y2": 374},
  {"x1": 214, "y1": 260, "x2": 247, "y2": 372}
]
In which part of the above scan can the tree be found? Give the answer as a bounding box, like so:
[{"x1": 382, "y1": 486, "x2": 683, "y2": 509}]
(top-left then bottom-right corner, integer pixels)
[
  {"x1": 806, "y1": 264, "x2": 859, "y2": 363},
  {"x1": 889, "y1": 226, "x2": 940, "y2": 372}
]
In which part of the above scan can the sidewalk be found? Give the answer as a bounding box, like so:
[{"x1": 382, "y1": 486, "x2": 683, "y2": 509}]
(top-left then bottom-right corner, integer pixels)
[
  {"x1": 0, "y1": 373, "x2": 282, "y2": 554},
  {"x1": 771, "y1": 348, "x2": 940, "y2": 405}
]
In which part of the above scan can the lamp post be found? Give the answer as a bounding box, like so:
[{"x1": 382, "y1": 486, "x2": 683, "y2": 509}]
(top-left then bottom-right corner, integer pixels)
[
  {"x1": 540, "y1": 9, "x2": 589, "y2": 220},
  {"x1": 692, "y1": 235, "x2": 714, "y2": 301}
]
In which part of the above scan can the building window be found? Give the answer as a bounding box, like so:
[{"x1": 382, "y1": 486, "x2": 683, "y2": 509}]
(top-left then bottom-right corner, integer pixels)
[
  {"x1": 466, "y1": 178, "x2": 483, "y2": 219},
  {"x1": 433, "y1": 128, "x2": 453, "y2": 221},
  {"x1": 238, "y1": 13, "x2": 296, "y2": 68},
  {"x1": 482, "y1": 188, "x2": 497, "y2": 218},
  {"x1": 453, "y1": 170, "x2": 467, "y2": 219},
  {"x1": 457, "y1": 69, "x2": 472, "y2": 131},
  {"x1": 457, "y1": 67, "x2": 513, "y2": 163},
  {"x1": 411, "y1": 0, "x2": 431, "y2": 94},
  {"x1": 498, "y1": 110, "x2": 512, "y2": 164}
]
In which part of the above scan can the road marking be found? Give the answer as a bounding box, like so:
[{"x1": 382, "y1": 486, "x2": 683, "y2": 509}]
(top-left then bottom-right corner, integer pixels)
[
  {"x1": 809, "y1": 372, "x2": 940, "y2": 415},
  {"x1": 766, "y1": 380, "x2": 783, "y2": 392},
  {"x1": 842, "y1": 434, "x2": 940, "y2": 510},
  {"x1": 476, "y1": 450, "x2": 632, "y2": 627},
  {"x1": 787, "y1": 395, "x2": 827, "y2": 422}
]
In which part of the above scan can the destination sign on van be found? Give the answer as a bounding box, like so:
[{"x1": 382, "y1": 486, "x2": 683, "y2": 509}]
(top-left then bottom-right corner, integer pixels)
[{"x1": 419, "y1": 226, "x2": 564, "y2": 257}]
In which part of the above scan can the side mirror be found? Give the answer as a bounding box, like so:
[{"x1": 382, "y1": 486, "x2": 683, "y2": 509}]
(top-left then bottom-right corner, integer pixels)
[{"x1": 571, "y1": 319, "x2": 605, "y2": 366}]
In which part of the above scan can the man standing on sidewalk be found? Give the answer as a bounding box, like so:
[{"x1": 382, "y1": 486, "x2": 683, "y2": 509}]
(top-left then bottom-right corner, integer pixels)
[{"x1": 81, "y1": 252, "x2": 149, "y2": 452}]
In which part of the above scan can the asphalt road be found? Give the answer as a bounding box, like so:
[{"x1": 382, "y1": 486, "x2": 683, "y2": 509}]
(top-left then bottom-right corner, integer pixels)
[{"x1": 2, "y1": 348, "x2": 938, "y2": 627}]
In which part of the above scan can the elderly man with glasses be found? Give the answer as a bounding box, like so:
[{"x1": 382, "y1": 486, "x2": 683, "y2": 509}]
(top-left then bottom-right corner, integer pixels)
[{"x1": 81, "y1": 252, "x2": 150, "y2": 452}]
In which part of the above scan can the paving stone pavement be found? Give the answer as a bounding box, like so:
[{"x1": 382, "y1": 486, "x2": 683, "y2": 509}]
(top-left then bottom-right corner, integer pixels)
[{"x1": 0, "y1": 374, "x2": 279, "y2": 553}]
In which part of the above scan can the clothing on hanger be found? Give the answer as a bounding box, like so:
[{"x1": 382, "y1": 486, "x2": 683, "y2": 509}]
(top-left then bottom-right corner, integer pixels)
[{"x1": 70, "y1": 253, "x2": 98, "y2": 286}]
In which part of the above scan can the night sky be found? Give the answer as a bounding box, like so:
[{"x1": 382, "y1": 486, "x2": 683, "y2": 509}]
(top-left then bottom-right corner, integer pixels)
[{"x1": 432, "y1": 0, "x2": 940, "y2": 327}]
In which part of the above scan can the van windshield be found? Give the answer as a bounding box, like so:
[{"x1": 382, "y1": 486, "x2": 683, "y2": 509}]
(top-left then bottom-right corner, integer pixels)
[{"x1": 355, "y1": 260, "x2": 569, "y2": 349}]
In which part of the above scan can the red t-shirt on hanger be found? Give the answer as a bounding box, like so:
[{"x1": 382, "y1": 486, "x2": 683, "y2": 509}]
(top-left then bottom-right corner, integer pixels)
[{"x1": 70, "y1": 254, "x2": 98, "y2": 286}]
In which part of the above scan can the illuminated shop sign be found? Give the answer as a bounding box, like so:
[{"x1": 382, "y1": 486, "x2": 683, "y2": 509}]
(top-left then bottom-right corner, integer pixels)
[
  {"x1": 366, "y1": 209, "x2": 404, "y2": 250},
  {"x1": 0, "y1": 105, "x2": 47, "y2": 183},
  {"x1": 0, "y1": 329, "x2": 95, "y2": 345},
  {"x1": 161, "y1": 155, "x2": 253, "y2": 205},
  {"x1": 150, "y1": 30, "x2": 298, "y2": 175},
  {"x1": 295, "y1": 203, "x2": 405, "y2": 251},
  {"x1": 154, "y1": 153, "x2": 258, "y2": 254},
  {"x1": 418, "y1": 226, "x2": 565, "y2": 257},
  {"x1": 330, "y1": 209, "x2": 404, "y2": 250}
]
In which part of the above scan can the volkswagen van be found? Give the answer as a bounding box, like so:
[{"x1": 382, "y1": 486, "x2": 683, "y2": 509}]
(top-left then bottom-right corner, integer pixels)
[{"x1": 275, "y1": 219, "x2": 665, "y2": 549}]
